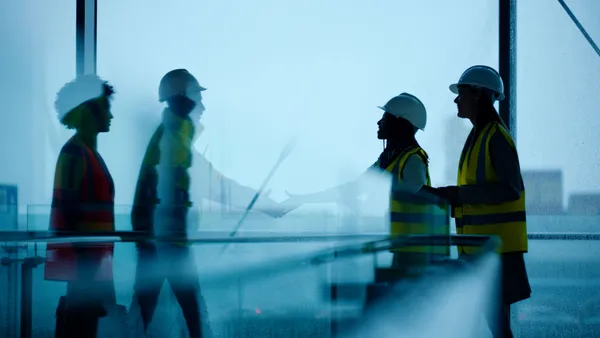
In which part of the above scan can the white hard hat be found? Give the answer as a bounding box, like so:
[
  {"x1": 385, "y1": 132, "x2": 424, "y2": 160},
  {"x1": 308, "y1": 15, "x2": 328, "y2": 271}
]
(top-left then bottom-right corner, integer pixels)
[
  {"x1": 377, "y1": 92, "x2": 427, "y2": 130},
  {"x1": 158, "y1": 69, "x2": 206, "y2": 102},
  {"x1": 449, "y1": 65, "x2": 505, "y2": 101}
]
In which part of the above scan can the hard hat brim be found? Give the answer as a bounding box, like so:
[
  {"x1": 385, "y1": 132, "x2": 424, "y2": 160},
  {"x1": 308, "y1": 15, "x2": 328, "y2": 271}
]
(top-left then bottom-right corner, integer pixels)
[
  {"x1": 377, "y1": 105, "x2": 405, "y2": 120},
  {"x1": 377, "y1": 105, "x2": 398, "y2": 117},
  {"x1": 376, "y1": 106, "x2": 425, "y2": 131},
  {"x1": 449, "y1": 83, "x2": 505, "y2": 100},
  {"x1": 449, "y1": 83, "x2": 459, "y2": 94}
]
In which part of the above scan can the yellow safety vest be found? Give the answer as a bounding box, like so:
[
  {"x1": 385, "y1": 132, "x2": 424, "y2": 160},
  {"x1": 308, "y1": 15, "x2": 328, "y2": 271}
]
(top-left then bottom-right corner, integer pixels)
[
  {"x1": 455, "y1": 121, "x2": 528, "y2": 254},
  {"x1": 383, "y1": 147, "x2": 450, "y2": 256},
  {"x1": 133, "y1": 109, "x2": 195, "y2": 247}
]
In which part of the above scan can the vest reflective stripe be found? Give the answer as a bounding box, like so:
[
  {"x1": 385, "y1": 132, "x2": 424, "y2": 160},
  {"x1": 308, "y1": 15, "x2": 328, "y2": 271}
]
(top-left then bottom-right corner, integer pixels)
[
  {"x1": 45, "y1": 141, "x2": 115, "y2": 282},
  {"x1": 455, "y1": 121, "x2": 528, "y2": 254},
  {"x1": 386, "y1": 147, "x2": 450, "y2": 256}
]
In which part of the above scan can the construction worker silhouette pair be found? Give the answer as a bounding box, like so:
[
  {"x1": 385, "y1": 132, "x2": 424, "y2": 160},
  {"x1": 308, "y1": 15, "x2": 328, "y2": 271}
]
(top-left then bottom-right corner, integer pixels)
[
  {"x1": 280, "y1": 66, "x2": 530, "y2": 338},
  {"x1": 46, "y1": 66, "x2": 529, "y2": 338},
  {"x1": 46, "y1": 69, "x2": 287, "y2": 337}
]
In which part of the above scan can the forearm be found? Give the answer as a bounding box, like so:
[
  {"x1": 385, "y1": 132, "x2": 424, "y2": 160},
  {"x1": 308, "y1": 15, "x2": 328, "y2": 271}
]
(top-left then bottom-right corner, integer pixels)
[
  {"x1": 457, "y1": 183, "x2": 520, "y2": 205},
  {"x1": 216, "y1": 178, "x2": 264, "y2": 209},
  {"x1": 392, "y1": 156, "x2": 442, "y2": 204},
  {"x1": 295, "y1": 181, "x2": 357, "y2": 204}
]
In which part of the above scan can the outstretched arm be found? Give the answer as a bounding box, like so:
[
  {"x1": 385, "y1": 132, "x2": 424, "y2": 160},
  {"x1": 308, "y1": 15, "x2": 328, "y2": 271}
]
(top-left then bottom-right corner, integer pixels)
[
  {"x1": 191, "y1": 154, "x2": 280, "y2": 212},
  {"x1": 282, "y1": 163, "x2": 380, "y2": 207}
]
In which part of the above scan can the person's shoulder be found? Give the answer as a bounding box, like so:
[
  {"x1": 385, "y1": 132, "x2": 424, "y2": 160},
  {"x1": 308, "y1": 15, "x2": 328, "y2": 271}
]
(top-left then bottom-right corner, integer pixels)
[
  {"x1": 409, "y1": 146, "x2": 429, "y2": 166},
  {"x1": 59, "y1": 137, "x2": 86, "y2": 158},
  {"x1": 489, "y1": 122, "x2": 516, "y2": 148},
  {"x1": 406, "y1": 153, "x2": 426, "y2": 164}
]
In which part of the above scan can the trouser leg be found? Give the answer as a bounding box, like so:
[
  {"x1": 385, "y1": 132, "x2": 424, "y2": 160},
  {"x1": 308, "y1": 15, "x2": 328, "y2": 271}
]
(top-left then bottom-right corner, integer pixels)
[
  {"x1": 168, "y1": 246, "x2": 203, "y2": 338},
  {"x1": 55, "y1": 281, "x2": 108, "y2": 338},
  {"x1": 391, "y1": 252, "x2": 430, "y2": 277},
  {"x1": 485, "y1": 304, "x2": 513, "y2": 338},
  {"x1": 133, "y1": 245, "x2": 163, "y2": 333},
  {"x1": 171, "y1": 280, "x2": 203, "y2": 338}
]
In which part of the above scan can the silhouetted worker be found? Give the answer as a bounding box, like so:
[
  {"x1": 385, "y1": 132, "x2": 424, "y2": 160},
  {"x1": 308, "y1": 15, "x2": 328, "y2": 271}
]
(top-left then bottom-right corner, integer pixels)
[
  {"x1": 433, "y1": 65, "x2": 531, "y2": 338},
  {"x1": 131, "y1": 69, "x2": 283, "y2": 337},
  {"x1": 44, "y1": 75, "x2": 119, "y2": 337},
  {"x1": 282, "y1": 93, "x2": 449, "y2": 274}
]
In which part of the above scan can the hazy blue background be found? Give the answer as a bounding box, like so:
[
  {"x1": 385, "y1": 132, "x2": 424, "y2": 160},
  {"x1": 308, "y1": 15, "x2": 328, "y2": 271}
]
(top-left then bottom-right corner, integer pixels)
[
  {"x1": 1, "y1": 2, "x2": 600, "y2": 336},
  {"x1": 2, "y1": 0, "x2": 599, "y2": 211}
]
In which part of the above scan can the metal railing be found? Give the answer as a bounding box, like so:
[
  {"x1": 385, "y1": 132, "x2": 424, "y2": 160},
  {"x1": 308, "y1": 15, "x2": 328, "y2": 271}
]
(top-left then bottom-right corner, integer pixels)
[{"x1": 0, "y1": 232, "x2": 498, "y2": 338}]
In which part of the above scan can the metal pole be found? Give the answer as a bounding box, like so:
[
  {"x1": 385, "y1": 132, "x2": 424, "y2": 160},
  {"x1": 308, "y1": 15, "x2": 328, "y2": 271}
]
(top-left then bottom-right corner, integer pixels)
[
  {"x1": 558, "y1": 0, "x2": 600, "y2": 58},
  {"x1": 76, "y1": 0, "x2": 98, "y2": 76},
  {"x1": 19, "y1": 260, "x2": 33, "y2": 338},
  {"x1": 499, "y1": 0, "x2": 517, "y2": 141}
]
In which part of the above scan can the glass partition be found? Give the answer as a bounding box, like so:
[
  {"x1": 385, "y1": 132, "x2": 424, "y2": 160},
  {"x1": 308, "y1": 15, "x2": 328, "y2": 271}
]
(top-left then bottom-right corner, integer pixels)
[
  {"x1": 0, "y1": 1, "x2": 75, "y2": 336},
  {"x1": 96, "y1": 0, "x2": 499, "y2": 209},
  {"x1": 5, "y1": 0, "x2": 600, "y2": 337},
  {"x1": 1, "y1": 233, "x2": 487, "y2": 337},
  {"x1": 514, "y1": 1, "x2": 600, "y2": 336},
  {"x1": 0, "y1": 0, "x2": 76, "y2": 215}
]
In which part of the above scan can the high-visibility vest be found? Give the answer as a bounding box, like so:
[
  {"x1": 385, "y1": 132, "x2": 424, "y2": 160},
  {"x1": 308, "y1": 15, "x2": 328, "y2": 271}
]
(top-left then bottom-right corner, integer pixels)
[
  {"x1": 132, "y1": 109, "x2": 195, "y2": 245},
  {"x1": 380, "y1": 147, "x2": 450, "y2": 255},
  {"x1": 454, "y1": 121, "x2": 528, "y2": 254},
  {"x1": 44, "y1": 138, "x2": 115, "y2": 282}
]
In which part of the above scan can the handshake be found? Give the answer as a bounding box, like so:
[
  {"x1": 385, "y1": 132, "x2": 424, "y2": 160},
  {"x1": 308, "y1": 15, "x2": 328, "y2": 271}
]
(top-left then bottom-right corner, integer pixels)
[
  {"x1": 251, "y1": 185, "x2": 459, "y2": 219},
  {"x1": 251, "y1": 190, "x2": 313, "y2": 218}
]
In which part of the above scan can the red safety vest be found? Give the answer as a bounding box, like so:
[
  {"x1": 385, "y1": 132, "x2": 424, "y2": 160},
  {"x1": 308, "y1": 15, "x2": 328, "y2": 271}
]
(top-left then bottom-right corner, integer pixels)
[{"x1": 44, "y1": 139, "x2": 115, "y2": 282}]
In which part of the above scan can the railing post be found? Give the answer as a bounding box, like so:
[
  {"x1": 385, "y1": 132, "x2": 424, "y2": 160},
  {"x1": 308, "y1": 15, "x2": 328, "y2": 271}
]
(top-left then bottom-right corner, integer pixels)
[
  {"x1": 19, "y1": 260, "x2": 32, "y2": 338},
  {"x1": 20, "y1": 257, "x2": 44, "y2": 338}
]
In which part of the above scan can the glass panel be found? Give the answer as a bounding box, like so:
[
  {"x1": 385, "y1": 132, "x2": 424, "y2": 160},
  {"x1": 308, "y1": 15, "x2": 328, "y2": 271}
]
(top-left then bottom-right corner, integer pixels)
[
  {"x1": 513, "y1": 238, "x2": 600, "y2": 337},
  {"x1": 17, "y1": 233, "x2": 484, "y2": 337},
  {"x1": 96, "y1": 0, "x2": 499, "y2": 211},
  {"x1": 0, "y1": 1, "x2": 75, "y2": 336},
  {"x1": 25, "y1": 239, "x2": 372, "y2": 336},
  {"x1": 0, "y1": 0, "x2": 76, "y2": 219},
  {"x1": 516, "y1": 0, "x2": 600, "y2": 218},
  {"x1": 516, "y1": 2, "x2": 600, "y2": 336}
]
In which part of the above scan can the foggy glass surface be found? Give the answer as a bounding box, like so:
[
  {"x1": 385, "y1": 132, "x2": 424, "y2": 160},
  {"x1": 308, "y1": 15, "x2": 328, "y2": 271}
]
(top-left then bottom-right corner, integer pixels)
[
  {"x1": 1, "y1": 0, "x2": 600, "y2": 337},
  {"x1": 516, "y1": 0, "x2": 600, "y2": 204},
  {"x1": 0, "y1": 0, "x2": 76, "y2": 213},
  {"x1": 96, "y1": 0, "x2": 499, "y2": 209},
  {"x1": 510, "y1": 2, "x2": 600, "y2": 337}
]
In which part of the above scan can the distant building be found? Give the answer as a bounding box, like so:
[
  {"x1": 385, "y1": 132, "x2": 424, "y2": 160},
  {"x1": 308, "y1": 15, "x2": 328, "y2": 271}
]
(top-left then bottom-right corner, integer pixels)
[
  {"x1": 521, "y1": 170, "x2": 564, "y2": 215},
  {"x1": 567, "y1": 194, "x2": 600, "y2": 216}
]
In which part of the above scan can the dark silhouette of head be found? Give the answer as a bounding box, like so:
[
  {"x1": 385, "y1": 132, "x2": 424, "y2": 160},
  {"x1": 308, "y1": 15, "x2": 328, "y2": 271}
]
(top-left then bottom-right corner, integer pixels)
[
  {"x1": 55, "y1": 74, "x2": 115, "y2": 134},
  {"x1": 377, "y1": 114, "x2": 418, "y2": 140},
  {"x1": 159, "y1": 69, "x2": 206, "y2": 121},
  {"x1": 450, "y1": 65, "x2": 504, "y2": 125}
]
